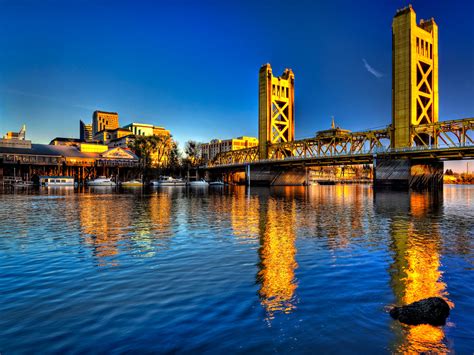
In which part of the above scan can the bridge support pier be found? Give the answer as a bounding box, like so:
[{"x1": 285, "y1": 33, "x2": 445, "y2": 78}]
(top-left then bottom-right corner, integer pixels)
[
  {"x1": 374, "y1": 158, "x2": 443, "y2": 190},
  {"x1": 245, "y1": 165, "x2": 308, "y2": 186}
]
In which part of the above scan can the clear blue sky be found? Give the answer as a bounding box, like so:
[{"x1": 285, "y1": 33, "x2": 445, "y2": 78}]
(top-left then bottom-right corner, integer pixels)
[{"x1": 0, "y1": 0, "x2": 473, "y2": 170}]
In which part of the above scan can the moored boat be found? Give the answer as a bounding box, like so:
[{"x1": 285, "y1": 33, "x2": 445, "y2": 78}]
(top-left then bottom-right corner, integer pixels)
[
  {"x1": 87, "y1": 176, "x2": 116, "y2": 186},
  {"x1": 38, "y1": 175, "x2": 74, "y2": 186},
  {"x1": 121, "y1": 179, "x2": 143, "y2": 187},
  {"x1": 4, "y1": 176, "x2": 34, "y2": 187},
  {"x1": 188, "y1": 179, "x2": 209, "y2": 187},
  {"x1": 209, "y1": 180, "x2": 225, "y2": 186},
  {"x1": 151, "y1": 176, "x2": 186, "y2": 187}
]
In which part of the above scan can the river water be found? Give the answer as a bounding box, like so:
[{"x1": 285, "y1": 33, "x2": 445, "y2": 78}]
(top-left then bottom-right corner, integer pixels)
[{"x1": 0, "y1": 185, "x2": 473, "y2": 353}]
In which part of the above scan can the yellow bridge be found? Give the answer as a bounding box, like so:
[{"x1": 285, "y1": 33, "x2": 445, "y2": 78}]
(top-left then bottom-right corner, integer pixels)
[
  {"x1": 206, "y1": 6, "x2": 473, "y2": 189},
  {"x1": 210, "y1": 119, "x2": 474, "y2": 167}
]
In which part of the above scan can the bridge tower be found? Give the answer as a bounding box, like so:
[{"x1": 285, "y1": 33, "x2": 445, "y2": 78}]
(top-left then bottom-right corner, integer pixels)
[
  {"x1": 392, "y1": 5, "x2": 438, "y2": 148},
  {"x1": 258, "y1": 64, "x2": 295, "y2": 159}
]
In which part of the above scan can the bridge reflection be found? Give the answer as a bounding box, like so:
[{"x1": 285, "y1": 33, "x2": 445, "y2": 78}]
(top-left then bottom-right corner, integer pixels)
[
  {"x1": 218, "y1": 187, "x2": 299, "y2": 319},
  {"x1": 257, "y1": 197, "x2": 298, "y2": 320},
  {"x1": 377, "y1": 190, "x2": 452, "y2": 353}
]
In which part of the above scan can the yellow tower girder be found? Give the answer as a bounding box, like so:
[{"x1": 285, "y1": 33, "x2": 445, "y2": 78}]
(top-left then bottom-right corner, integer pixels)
[
  {"x1": 259, "y1": 64, "x2": 295, "y2": 159},
  {"x1": 392, "y1": 5, "x2": 439, "y2": 148}
]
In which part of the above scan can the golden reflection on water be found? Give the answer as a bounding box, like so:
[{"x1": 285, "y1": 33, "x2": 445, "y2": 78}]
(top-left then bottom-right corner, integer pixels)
[
  {"x1": 257, "y1": 198, "x2": 298, "y2": 320},
  {"x1": 307, "y1": 185, "x2": 371, "y2": 249},
  {"x1": 79, "y1": 195, "x2": 129, "y2": 265},
  {"x1": 230, "y1": 189, "x2": 260, "y2": 241},
  {"x1": 389, "y1": 191, "x2": 452, "y2": 354},
  {"x1": 78, "y1": 192, "x2": 173, "y2": 266}
]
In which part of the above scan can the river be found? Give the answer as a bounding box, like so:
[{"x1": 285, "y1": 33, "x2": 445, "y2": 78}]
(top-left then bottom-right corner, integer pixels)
[{"x1": 0, "y1": 185, "x2": 472, "y2": 353}]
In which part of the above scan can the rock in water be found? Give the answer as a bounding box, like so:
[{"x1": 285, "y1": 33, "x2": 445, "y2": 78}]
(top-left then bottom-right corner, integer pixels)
[{"x1": 390, "y1": 297, "x2": 450, "y2": 326}]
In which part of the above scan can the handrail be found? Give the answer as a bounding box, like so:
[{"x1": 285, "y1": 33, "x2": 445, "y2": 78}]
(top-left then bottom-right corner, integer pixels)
[{"x1": 207, "y1": 141, "x2": 474, "y2": 168}]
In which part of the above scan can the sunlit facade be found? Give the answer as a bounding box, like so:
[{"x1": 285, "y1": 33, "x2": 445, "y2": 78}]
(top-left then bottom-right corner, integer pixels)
[
  {"x1": 92, "y1": 110, "x2": 120, "y2": 135},
  {"x1": 123, "y1": 123, "x2": 170, "y2": 137},
  {"x1": 201, "y1": 136, "x2": 258, "y2": 162}
]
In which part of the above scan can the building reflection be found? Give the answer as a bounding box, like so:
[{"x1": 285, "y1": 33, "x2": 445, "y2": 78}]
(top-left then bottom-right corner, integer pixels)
[
  {"x1": 256, "y1": 196, "x2": 298, "y2": 320},
  {"x1": 382, "y1": 190, "x2": 452, "y2": 353},
  {"x1": 78, "y1": 192, "x2": 174, "y2": 266},
  {"x1": 79, "y1": 194, "x2": 131, "y2": 266},
  {"x1": 130, "y1": 192, "x2": 174, "y2": 256}
]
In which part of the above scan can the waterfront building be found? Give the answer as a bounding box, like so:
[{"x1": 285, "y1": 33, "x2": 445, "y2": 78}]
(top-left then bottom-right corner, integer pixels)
[
  {"x1": 123, "y1": 122, "x2": 170, "y2": 137},
  {"x1": 109, "y1": 135, "x2": 135, "y2": 149},
  {"x1": 0, "y1": 125, "x2": 140, "y2": 183},
  {"x1": 0, "y1": 125, "x2": 31, "y2": 149},
  {"x1": 80, "y1": 120, "x2": 93, "y2": 142},
  {"x1": 93, "y1": 128, "x2": 132, "y2": 145},
  {"x1": 3, "y1": 124, "x2": 26, "y2": 140},
  {"x1": 201, "y1": 136, "x2": 258, "y2": 162},
  {"x1": 78, "y1": 143, "x2": 109, "y2": 153},
  {"x1": 92, "y1": 110, "x2": 119, "y2": 135},
  {"x1": 49, "y1": 137, "x2": 84, "y2": 147}
]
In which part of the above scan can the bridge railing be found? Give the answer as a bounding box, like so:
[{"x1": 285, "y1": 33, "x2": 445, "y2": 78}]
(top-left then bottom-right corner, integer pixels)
[
  {"x1": 207, "y1": 118, "x2": 473, "y2": 167},
  {"x1": 412, "y1": 117, "x2": 474, "y2": 148}
]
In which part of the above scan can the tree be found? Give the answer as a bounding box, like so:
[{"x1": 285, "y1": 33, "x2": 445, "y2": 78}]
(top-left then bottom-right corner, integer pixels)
[
  {"x1": 129, "y1": 136, "x2": 154, "y2": 168},
  {"x1": 153, "y1": 135, "x2": 173, "y2": 168},
  {"x1": 129, "y1": 135, "x2": 176, "y2": 169},
  {"x1": 167, "y1": 141, "x2": 182, "y2": 171},
  {"x1": 184, "y1": 140, "x2": 202, "y2": 167}
]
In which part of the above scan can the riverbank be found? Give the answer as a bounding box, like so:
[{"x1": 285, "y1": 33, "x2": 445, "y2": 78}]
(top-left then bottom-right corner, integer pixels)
[{"x1": 443, "y1": 173, "x2": 474, "y2": 184}]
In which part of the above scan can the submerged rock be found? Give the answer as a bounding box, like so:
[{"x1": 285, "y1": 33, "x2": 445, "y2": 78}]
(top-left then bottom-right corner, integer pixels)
[{"x1": 390, "y1": 297, "x2": 450, "y2": 326}]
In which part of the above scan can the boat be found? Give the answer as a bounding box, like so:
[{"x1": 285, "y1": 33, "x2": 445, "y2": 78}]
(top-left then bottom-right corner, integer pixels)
[
  {"x1": 38, "y1": 175, "x2": 74, "y2": 186},
  {"x1": 121, "y1": 179, "x2": 143, "y2": 187},
  {"x1": 87, "y1": 176, "x2": 116, "y2": 186},
  {"x1": 4, "y1": 176, "x2": 34, "y2": 187},
  {"x1": 188, "y1": 179, "x2": 209, "y2": 187},
  {"x1": 209, "y1": 180, "x2": 225, "y2": 186},
  {"x1": 151, "y1": 176, "x2": 186, "y2": 187}
]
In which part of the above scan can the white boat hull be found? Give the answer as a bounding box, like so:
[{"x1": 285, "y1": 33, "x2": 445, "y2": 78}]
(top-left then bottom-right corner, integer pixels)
[
  {"x1": 151, "y1": 177, "x2": 187, "y2": 186},
  {"x1": 188, "y1": 181, "x2": 209, "y2": 187},
  {"x1": 45, "y1": 182, "x2": 74, "y2": 186},
  {"x1": 87, "y1": 181, "x2": 116, "y2": 186},
  {"x1": 152, "y1": 181, "x2": 186, "y2": 187},
  {"x1": 209, "y1": 182, "x2": 225, "y2": 186}
]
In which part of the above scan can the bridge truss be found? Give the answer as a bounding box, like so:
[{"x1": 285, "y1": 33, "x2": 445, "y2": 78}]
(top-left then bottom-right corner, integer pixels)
[{"x1": 209, "y1": 118, "x2": 474, "y2": 168}]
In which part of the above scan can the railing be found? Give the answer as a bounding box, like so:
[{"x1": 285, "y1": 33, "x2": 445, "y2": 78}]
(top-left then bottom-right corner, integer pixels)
[{"x1": 207, "y1": 118, "x2": 474, "y2": 168}]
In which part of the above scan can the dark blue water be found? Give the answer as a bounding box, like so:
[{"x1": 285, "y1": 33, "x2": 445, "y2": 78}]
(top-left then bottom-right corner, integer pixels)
[{"x1": 1, "y1": 185, "x2": 473, "y2": 353}]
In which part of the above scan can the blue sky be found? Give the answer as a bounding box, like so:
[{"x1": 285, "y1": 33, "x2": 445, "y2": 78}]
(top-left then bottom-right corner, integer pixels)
[{"x1": 0, "y1": 0, "x2": 473, "y2": 170}]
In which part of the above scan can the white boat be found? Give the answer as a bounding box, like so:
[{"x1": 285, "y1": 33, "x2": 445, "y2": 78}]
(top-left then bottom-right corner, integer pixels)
[
  {"x1": 188, "y1": 179, "x2": 209, "y2": 187},
  {"x1": 38, "y1": 175, "x2": 74, "y2": 186},
  {"x1": 87, "y1": 176, "x2": 116, "y2": 186},
  {"x1": 121, "y1": 179, "x2": 143, "y2": 187},
  {"x1": 4, "y1": 176, "x2": 34, "y2": 187},
  {"x1": 209, "y1": 180, "x2": 225, "y2": 186},
  {"x1": 151, "y1": 176, "x2": 186, "y2": 187}
]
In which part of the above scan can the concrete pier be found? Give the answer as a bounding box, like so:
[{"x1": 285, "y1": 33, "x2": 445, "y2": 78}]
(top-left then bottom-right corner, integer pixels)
[{"x1": 374, "y1": 158, "x2": 443, "y2": 190}]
